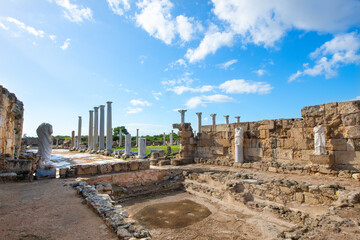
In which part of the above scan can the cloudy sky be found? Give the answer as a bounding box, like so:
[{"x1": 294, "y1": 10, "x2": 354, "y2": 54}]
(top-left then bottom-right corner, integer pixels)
[{"x1": 1, "y1": 0, "x2": 359, "y2": 137}]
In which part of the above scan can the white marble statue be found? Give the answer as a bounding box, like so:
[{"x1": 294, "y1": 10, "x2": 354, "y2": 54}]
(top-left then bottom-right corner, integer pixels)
[
  {"x1": 234, "y1": 127, "x2": 244, "y2": 163},
  {"x1": 36, "y1": 123, "x2": 54, "y2": 169},
  {"x1": 313, "y1": 125, "x2": 326, "y2": 155}
]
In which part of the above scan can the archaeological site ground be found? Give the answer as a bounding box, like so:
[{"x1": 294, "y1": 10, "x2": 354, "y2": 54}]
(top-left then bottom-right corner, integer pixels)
[{"x1": 1, "y1": 85, "x2": 360, "y2": 240}]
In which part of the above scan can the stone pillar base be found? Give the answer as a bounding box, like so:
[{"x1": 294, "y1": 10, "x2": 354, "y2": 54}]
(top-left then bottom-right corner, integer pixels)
[
  {"x1": 310, "y1": 154, "x2": 334, "y2": 168},
  {"x1": 171, "y1": 158, "x2": 193, "y2": 166}
]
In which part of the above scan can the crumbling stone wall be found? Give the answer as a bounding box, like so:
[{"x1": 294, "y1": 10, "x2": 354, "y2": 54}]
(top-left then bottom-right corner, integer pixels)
[
  {"x1": 196, "y1": 101, "x2": 360, "y2": 170},
  {"x1": 0, "y1": 85, "x2": 24, "y2": 159}
]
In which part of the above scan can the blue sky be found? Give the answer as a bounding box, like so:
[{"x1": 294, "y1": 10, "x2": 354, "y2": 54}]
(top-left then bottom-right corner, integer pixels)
[{"x1": 0, "y1": 0, "x2": 359, "y2": 137}]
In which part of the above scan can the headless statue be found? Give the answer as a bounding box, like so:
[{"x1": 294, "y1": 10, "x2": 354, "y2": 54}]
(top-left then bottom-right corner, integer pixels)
[
  {"x1": 36, "y1": 123, "x2": 55, "y2": 169},
  {"x1": 234, "y1": 127, "x2": 244, "y2": 163},
  {"x1": 313, "y1": 125, "x2": 326, "y2": 155}
]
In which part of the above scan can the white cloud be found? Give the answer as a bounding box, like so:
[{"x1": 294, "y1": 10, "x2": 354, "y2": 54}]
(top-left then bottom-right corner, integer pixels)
[
  {"x1": 176, "y1": 15, "x2": 194, "y2": 42},
  {"x1": 217, "y1": 59, "x2": 237, "y2": 69},
  {"x1": 139, "y1": 55, "x2": 147, "y2": 64},
  {"x1": 49, "y1": 35, "x2": 56, "y2": 41},
  {"x1": 0, "y1": 22, "x2": 9, "y2": 30},
  {"x1": 152, "y1": 91, "x2": 162, "y2": 100},
  {"x1": 185, "y1": 25, "x2": 234, "y2": 63},
  {"x1": 135, "y1": 0, "x2": 198, "y2": 45},
  {"x1": 353, "y1": 96, "x2": 360, "y2": 101},
  {"x1": 130, "y1": 99, "x2": 152, "y2": 106},
  {"x1": 219, "y1": 79, "x2": 272, "y2": 94},
  {"x1": 167, "y1": 85, "x2": 215, "y2": 95},
  {"x1": 161, "y1": 75, "x2": 194, "y2": 86},
  {"x1": 126, "y1": 107, "x2": 143, "y2": 114},
  {"x1": 107, "y1": 0, "x2": 131, "y2": 16},
  {"x1": 254, "y1": 69, "x2": 266, "y2": 76},
  {"x1": 6, "y1": 17, "x2": 44, "y2": 37},
  {"x1": 165, "y1": 58, "x2": 187, "y2": 71},
  {"x1": 186, "y1": 94, "x2": 234, "y2": 109},
  {"x1": 60, "y1": 38, "x2": 71, "y2": 50},
  {"x1": 289, "y1": 32, "x2": 360, "y2": 81},
  {"x1": 55, "y1": 0, "x2": 93, "y2": 23}
]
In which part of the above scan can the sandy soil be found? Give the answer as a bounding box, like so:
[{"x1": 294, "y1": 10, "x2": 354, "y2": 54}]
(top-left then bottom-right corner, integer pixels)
[
  {"x1": 123, "y1": 191, "x2": 294, "y2": 240},
  {"x1": 0, "y1": 179, "x2": 117, "y2": 240}
]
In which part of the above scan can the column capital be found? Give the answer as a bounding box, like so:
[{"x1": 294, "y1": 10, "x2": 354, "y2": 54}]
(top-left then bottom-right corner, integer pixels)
[
  {"x1": 94, "y1": 106, "x2": 99, "y2": 110},
  {"x1": 178, "y1": 109, "x2": 187, "y2": 113},
  {"x1": 89, "y1": 110, "x2": 94, "y2": 113},
  {"x1": 210, "y1": 114, "x2": 216, "y2": 117},
  {"x1": 196, "y1": 112, "x2": 202, "y2": 116},
  {"x1": 106, "y1": 101, "x2": 113, "y2": 104},
  {"x1": 224, "y1": 115, "x2": 229, "y2": 117}
]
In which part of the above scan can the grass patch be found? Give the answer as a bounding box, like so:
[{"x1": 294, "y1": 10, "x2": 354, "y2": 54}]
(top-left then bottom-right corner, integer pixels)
[{"x1": 113, "y1": 145, "x2": 180, "y2": 155}]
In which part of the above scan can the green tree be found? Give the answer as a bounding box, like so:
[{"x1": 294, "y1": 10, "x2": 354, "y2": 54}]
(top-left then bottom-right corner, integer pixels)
[{"x1": 113, "y1": 126, "x2": 129, "y2": 141}]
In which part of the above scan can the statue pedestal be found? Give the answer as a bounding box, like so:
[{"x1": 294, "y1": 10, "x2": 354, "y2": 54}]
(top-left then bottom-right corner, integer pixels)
[{"x1": 35, "y1": 168, "x2": 56, "y2": 179}]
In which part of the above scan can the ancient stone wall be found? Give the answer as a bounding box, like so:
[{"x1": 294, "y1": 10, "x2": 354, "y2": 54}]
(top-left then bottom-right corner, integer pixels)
[
  {"x1": 0, "y1": 85, "x2": 24, "y2": 159},
  {"x1": 196, "y1": 101, "x2": 360, "y2": 170}
]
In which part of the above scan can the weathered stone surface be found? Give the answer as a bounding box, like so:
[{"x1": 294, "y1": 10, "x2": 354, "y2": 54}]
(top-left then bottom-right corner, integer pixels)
[
  {"x1": 76, "y1": 164, "x2": 98, "y2": 175},
  {"x1": 310, "y1": 154, "x2": 334, "y2": 167},
  {"x1": 344, "y1": 126, "x2": 360, "y2": 138}
]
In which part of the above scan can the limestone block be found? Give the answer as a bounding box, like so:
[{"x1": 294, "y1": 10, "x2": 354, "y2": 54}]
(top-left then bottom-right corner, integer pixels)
[
  {"x1": 246, "y1": 147, "x2": 263, "y2": 157},
  {"x1": 324, "y1": 102, "x2": 338, "y2": 116},
  {"x1": 301, "y1": 104, "x2": 325, "y2": 118},
  {"x1": 129, "y1": 160, "x2": 139, "y2": 171},
  {"x1": 342, "y1": 114, "x2": 357, "y2": 126},
  {"x1": 112, "y1": 162, "x2": 129, "y2": 172},
  {"x1": 344, "y1": 126, "x2": 360, "y2": 138},
  {"x1": 139, "y1": 160, "x2": 150, "y2": 170},
  {"x1": 76, "y1": 164, "x2": 98, "y2": 175},
  {"x1": 178, "y1": 131, "x2": 192, "y2": 138},
  {"x1": 290, "y1": 128, "x2": 304, "y2": 139},
  {"x1": 352, "y1": 173, "x2": 360, "y2": 181},
  {"x1": 258, "y1": 120, "x2": 275, "y2": 130},
  {"x1": 268, "y1": 167, "x2": 277, "y2": 173},
  {"x1": 215, "y1": 138, "x2": 231, "y2": 147},
  {"x1": 198, "y1": 139, "x2": 212, "y2": 147},
  {"x1": 309, "y1": 154, "x2": 334, "y2": 167},
  {"x1": 211, "y1": 147, "x2": 225, "y2": 155},
  {"x1": 326, "y1": 139, "x2": 347, "y2": 151},
  {"x1": 334, "y1": 151, "x2": 360, "y2": 165},
  {"x1": 274, "y1": 148, "x2": 294, "y2": 160},
  {"x1": 259, "y1": 130, "x2": 269, "y2": 139},
  {"x1": 295, "y1": 192, "x2": 304, "y2": 203},
  {"x1": 98, "y1": 163, "x2": 112, "y2": 174},
  {"x1": 338, "y1": 100, "x2": 360, "y2": 115},
  {"x1": 214, "y1": 124, "x2": 229, "y2": 132},
  {"x1": 303, "y1": 192, "x2": 319, "y2": 204}
]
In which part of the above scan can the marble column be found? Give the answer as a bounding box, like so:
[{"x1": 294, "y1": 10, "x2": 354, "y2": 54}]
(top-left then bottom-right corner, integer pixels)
[
  {"x1": 196, "y1": 112, "x2": 202, "y2": 134},
  {"x1": 77, "y1": 116, "x2": 82, "y2": 149},
  {"x1": 99, "y1": 105, "x2": 105, "y2": 151},
  {"x1": 235, "y1": 127, "x2": 244, "y2": 163},
  {"x1": 163, "y1": 132, "x2": 166, "y2": 145},
  {"x1": 74, "y1": 137, "x2": 78, "y2": 150},
  {"x1": 136, "y1": 129, "x2": 139, "y2": 147},
  {"x1": 119, "y1": 128, "x2": 122, "y2": 147},
  {"x1": 137, "y1": 138, "x2": 147, "y2": 159},
  {"x1": 71, "y1": 130, "x2": 75, "y2": 149},
  {"x1": 106, "y1": 101, "x2": 113, "y2": 154},
  {"x1": 124, "y1": 134, "x2": 131, "y2": 157},
  {"x1": 224, "y1": 115, "x2": 229, "y2": 124},
  {"x1": 235, "y1": 116, "x2": 240, "y2": 123},
  {"x1": 210, "y1": 114, "x2": 216, "y2": 131},
  {"x1": 93, "y1": 107, "x2": 99, "y2": 151},
  {"x1": 88, "y1": 110, "x2": 94, "y2": 151},
  {"x1": 170, "y1": 130, "x2": 173, "y2": 145},
  {"x1": 178, "y1": 109, "x2": 187, "y2": 123}
]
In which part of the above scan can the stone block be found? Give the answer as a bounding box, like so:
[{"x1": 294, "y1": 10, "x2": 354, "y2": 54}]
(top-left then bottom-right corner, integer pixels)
[
  {"x1": 259, "y1": 130, "x2": 269, "y2": 139},
  {"x1": 309, "y1": 154, "x2": 334, "y2": 167},
  {"x1": 326, "y1": 139, "x2": 347, "y2": 151},
  {"x1": 334, "y1": 151, "x2": 360, "y2": 165},
  {"x1": 290, "y1": 128, "x2": 304, "y2": 139},
  {"x1": 211, "y1": 147, "x2": 225, "y2": 155},
  {"x1": 129, "y1": 160, "x2": 140, "y2": 171},
  {"x1": 295, "y1": 192, "x2": 304, "y2": 203},
  {"x1": 138, "y1": 160, "x2": 150, "y2": 170},
  {"x1": 112, "y1": 162, "x2": 129, "y2": 172},
  {"x1": 338, "y1": 100, "x2": 360, "y2": 115},
  {"x1": 198, "y1": 139, "x2": 212, "y2": 147},
  {"x1": 342, "y1": 114, "x2": 357, "y2": 126},
  {"x1": 274, "y1": 148, "x2": 293, "y2": 161},
  {"x1": 215, "y1": 138, "x2": 231, "y2": 147},
  {"x1": 98, "y1": 163, "x2": 112, "y2": 174},
  {"x1": 344, "y1": 126, "x2": 360, "y2": 138},
  {"x1": 246, "y1": 148, "x2": 263, "y2": 158},
  {"x1": 324, "y1": 102, "x2": 338, "y2": 116},
  {"x1": 301, "y1": 104, "x2": 325, "y2": 118},
  {"x1": 303, "y1": 192, "x2": 319, "y2": 204},
  {"x1": 178, "y1": 131, "x2": 192, "y2": 138},
  {"x1": 76, "y1": 164, "x2": 98, "y2": 175},
  {"x1": 258, "y1": 120, "x2": 275, "y2": 130}
]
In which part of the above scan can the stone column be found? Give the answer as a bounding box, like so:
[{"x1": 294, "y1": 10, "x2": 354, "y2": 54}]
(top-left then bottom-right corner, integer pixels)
[
  {"x1": 196, "y1": 112, "x2": 202, "y2": 134},
  {"x1": 106, "y1": 101, "x2": 113, "y2": 154},
  {"x1": 77, "y1": 116, "x2": 82, "y2": 149},
  {"x1": 235, "y1": 127, "x2": 244, "y2": 163},
  {"x1": 224, "y1": 115, "x2": 229, "y2": 124},
  {"x1": 137, "y1": 138, "x2": 147, "y2": 159},
  {"x1": 136, "y1": 129, "x2": 139, "y2": 147},
  {"x1": 71, "y1": 130, "x2": 75, "y2": 149},
  {"x1": 119, "y1": 128, "x2": 122, "y2": 147},
  {"x1": 88, "y1": 110, "x2": 94, "y2": 151},
  {"x1": 170, "y1": 130, "x2": 173, "y2": 145},
  {"x1": 163, "y1": 132, "x2": 166, "y2": 145},
  {"x1": 123, "y1": 134, "x2": 131, "y2": 157},
  {"x1": 93, "y1": 107, "x2": 99, "y2": 151},
  {"x1": 99, "y1": 105, "x2": 105, "y2": 151},
  {"x1": 178, "y1": 109, "x2": 187, "y2": 123},
  {"x1": 210, "y1": 114, "x2": 216, "y2": 131},
  {"x1": 313, "y1": 126, "x2": 326, "y2": 155},
  {"x1": 235, "y1": 116, "x2": 240, "y2": 123}
]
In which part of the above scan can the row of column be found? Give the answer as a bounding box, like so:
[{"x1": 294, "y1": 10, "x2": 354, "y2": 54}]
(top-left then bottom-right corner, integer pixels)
[
  {"x1": 178, "y1": 109, "x2": 241, "y2": 134},
  {"x1": 75, "y1": 102, "x2": 113, "y2": 154}
]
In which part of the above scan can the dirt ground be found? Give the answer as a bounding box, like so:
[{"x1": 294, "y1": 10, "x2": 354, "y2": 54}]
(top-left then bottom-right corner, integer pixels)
[
  {"x1": 123, "y1": 191, "x2": 294, "y2": 240},
  {"x1": 0, "y1": 179, "x2": 117, "y2": 240}
]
